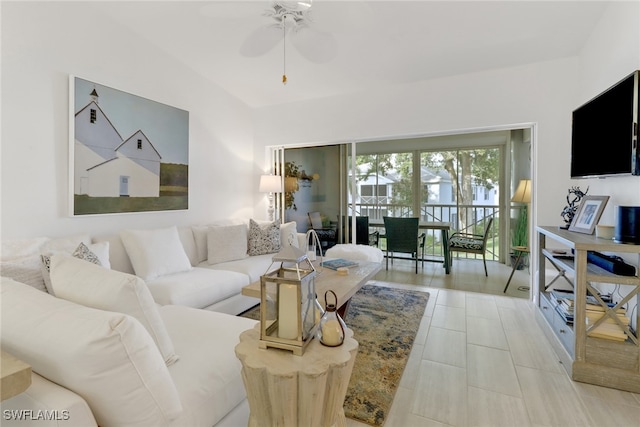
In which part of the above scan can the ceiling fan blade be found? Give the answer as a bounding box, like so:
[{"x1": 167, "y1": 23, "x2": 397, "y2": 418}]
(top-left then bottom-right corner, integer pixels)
[
  {"x1": 239, "y1": 25, "x2": 283, "y2": 57},
  {"x1": 291, "y1": 28, "x2": 338, "y2": 63}
]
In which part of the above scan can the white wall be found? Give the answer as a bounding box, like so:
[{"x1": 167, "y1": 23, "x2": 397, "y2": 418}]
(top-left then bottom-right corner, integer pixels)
[
  {"x1": 253, "y1": 1, "x2": 640, "y2": 236},
  {"x1": 2, "y1": 1, "x2": 638, "y2": 242},
  {"x1": 254, "y1": 57, "x2": 580, "y2": 232},
  {"x1": 1, "y1": 2, "x2": 256, "y2": 239},
  {"x1": 573, "y1": 0, "x2": 640, "y2": 226}
]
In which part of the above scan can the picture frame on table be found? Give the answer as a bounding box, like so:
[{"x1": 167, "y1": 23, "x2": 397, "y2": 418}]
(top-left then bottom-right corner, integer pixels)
[{"x1": 568, "y1": 195, "x2": 609, "y2": 234}]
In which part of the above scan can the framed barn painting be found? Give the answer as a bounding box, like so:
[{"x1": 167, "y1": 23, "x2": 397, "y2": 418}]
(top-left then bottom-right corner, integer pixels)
[{"x1": 69, "y1": 76, "x2": 189, "y2": 216}]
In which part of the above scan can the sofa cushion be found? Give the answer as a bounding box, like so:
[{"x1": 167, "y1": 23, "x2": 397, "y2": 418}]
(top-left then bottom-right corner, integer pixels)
[
  {"x1": 177, "y1": 226, "x2": 199, "y2": 266},
  {"x1": 280, "y1": 221, "x2": 299, "y2": 249},
  {"x1": 1, "y1": 237, "x2": 50, "y2": 293},
  {"x1": 207, "y1": 224, "x2": 248, "y2": 265},
  {"x1": 40, "y1": 233, "x2": 91, "y2": 254},
  {"x1": 202, "y1": 253, "x2": 276, "y2": 283},
  {"x1": 40, "y1": 241, "x2": 110, "y2": 295},
  {"x1": 160, "y1": 305, "x2": 257, "y2": 427},
  {"x1": 1, "y1": 373, "x2": 98, "y2": 426},
  {"x1": 40, "y1": 241, "x2": 111, "y2": 295},
  {"x1": 192, "y1": 219, "x2": 246, "y2": 264},
  {"x1": 92, "y1": 234, "x2": 135, "y2": 274},
  {"x1": 0, "y1": 255, "x2": 47, "y2": 293},
  {"x1": 1, "y1": 237, "x2": 49, "y2": 261},
  {"x1": 120, "y1": 226, "x2": 192, "y2": 281},
  {"x1": 146, "y1": 267, "x2": 250, "y2": 309},
  {"x1": 49, "y1": 255, "x2": 179, "y2": 366},
  {"x1": 0, "y1": 278, "x2": 183, "y2": 426},
  {"x1": 248, "y1": 219, "x2": 281, "y2": 256}
]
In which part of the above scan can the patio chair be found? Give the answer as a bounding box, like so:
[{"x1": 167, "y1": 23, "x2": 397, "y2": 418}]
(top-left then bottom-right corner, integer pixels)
[
  {"x1": 382, "y1": 217, "x2": 426, "y2": 274},
  {"x1": 448, "y1": 217, "x2": 494, "y2": 276},
  {"x1": 308, "y1": 212, "x2": 337, "y2": 252},
  {"x1": 341, "y1": 216, "x2": 380, "y2": 247}
]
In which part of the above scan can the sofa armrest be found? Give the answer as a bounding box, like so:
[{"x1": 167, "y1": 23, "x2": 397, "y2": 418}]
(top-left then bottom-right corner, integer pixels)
[{"x1": 0, "y1": 373, "x2": 97, "y2": 427}]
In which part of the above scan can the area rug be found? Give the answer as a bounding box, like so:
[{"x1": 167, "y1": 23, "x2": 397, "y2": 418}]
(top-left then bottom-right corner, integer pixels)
[{"x1": 238, "y1": 283, "x2": 429, "y2": 427}]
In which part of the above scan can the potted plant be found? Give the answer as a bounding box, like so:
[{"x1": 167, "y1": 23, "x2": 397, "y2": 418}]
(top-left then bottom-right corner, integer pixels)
[{"x1": 511, "y1": 206, "x2": 528, "y2": 269}]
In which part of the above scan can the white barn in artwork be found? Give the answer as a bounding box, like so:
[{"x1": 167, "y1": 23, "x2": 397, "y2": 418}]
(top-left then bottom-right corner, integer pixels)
[{"x1": 74, "y1": 89, "x2": 162, "y2": 197}]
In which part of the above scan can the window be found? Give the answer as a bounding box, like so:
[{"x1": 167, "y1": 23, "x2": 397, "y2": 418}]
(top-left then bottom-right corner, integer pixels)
[
  {"x1": 137, "y1": 139, "x2": 142, "y2": 150},
  {"x1": 90, "y1": 109, "x2": 96, "y2": 123}
]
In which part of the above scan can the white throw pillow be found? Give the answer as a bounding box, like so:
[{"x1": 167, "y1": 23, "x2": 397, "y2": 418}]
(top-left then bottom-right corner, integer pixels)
[
  {"x1": 1, "y1": 278, "x2": 183, "y2": 426},
  {"x1": 192, "y1": 219, "x2": 246, "y2": 264},
  {"x1": 0, "y1": 256, "x2": 47, "y2": 292},
  {"x1": 280, "y1": 221, "x2": 299, "y2": 249},
  {"x1": 40, "y1": 241, "x2": 110, "y2": 295},
  {"x1": 207, "y1": 224, "x2": 248, "y2": 265},
  {"x1": 1, "y1": 237, "x2": 49, "y2": 261},
  {"x1": 40, "y1": 233, "x2": 91, "y2": 254},
  {"x1": 120, "y1": 226, "x2": 192, "y2": 281},
  {"x1": 248, "y1": 219, "x2": 281, "y2": 256},
  {"x1": 49, "y1": 255, "x2": 179, "y2": 366}
]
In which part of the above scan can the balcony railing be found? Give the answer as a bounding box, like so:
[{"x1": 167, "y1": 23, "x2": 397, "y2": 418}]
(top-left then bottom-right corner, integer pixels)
[{"x1": 351, "y1": 203, "x2": 501, "y2": 262}]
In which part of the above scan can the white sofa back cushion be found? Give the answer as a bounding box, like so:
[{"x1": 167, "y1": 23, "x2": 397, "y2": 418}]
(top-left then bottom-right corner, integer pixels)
[
  {"x1": 1, "y1": 237, "x2": 49, "y2": 293},
  {"x1": 49, "y1": 255, "x2": 179, "y2": 366},
  {"x1": 92, "y1": 234, "x2": 136, "y2": 274},
  {"x1": 120, "y1": 226, "x2": 192, "y2": 280},
  {"x1": 0, "y1": 278, "x2": 183, "y2": 426},
  {"x1": 192, "y1": 219, "x2": 246, "y2": 264},
  {"x1": 207, "y1": 224, "x2": 249, "y2": 265}
]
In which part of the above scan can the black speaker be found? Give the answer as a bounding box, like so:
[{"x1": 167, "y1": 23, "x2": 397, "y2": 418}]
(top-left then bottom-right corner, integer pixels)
[{"x1": 615, "y1": 206, "x2": 640, "y2": 244}]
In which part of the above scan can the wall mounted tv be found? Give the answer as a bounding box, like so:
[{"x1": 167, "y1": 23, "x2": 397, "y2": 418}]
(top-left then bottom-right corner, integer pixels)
[{"x1": 571, "y1": 70, "x2": 639, "y2": 178}]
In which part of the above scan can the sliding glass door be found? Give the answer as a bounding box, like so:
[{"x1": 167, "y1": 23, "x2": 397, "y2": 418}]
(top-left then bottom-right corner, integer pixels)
[
  {"x1": 420, "y1": 148, "x2": 500, "y2": 260},
  {"x1": 349, "y1": 146, "x2": 501, "y2": 261}
]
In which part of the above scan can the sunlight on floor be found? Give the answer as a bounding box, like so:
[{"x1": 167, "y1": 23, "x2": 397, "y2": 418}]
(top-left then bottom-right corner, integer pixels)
[{"x1": 373, "y1": 257, "x2": 531, "y2": 299}]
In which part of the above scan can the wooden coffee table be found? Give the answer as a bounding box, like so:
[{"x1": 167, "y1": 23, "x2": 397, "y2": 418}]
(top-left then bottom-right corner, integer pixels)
[{"x1": 241, "y1": 260, "x2": 381, "y2": 317}]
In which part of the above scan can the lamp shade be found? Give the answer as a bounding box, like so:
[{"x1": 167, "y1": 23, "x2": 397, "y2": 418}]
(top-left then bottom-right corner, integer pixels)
[
  {"x1": 259, "y1": 175, "x2": 283, "y2": 193},
  {"x1": 511, "y1": 179, "x2": 531, "y2": 203}
]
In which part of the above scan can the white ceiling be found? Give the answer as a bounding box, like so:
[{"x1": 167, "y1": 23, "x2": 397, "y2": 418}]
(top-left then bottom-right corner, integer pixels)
[{"x1": 92, "y1": 1, "x2": 610, "y2": 108}]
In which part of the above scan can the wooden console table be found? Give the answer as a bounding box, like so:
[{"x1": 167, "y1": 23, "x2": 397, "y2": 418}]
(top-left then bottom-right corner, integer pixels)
[
  {"x1": 235, "y1": 325, "x2": 358, "y2": 427},
  {"x1": 536, "y1": 226, "x2": 640, "y2": 392}
]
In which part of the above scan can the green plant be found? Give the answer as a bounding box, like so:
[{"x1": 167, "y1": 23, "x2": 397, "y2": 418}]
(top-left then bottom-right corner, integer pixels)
[
  {"x1": 512, "y1": 206, "x2": 528, "y2": 248},
  {"x1": 283, "y1": 161, "x2": 300, "y2": 211}
]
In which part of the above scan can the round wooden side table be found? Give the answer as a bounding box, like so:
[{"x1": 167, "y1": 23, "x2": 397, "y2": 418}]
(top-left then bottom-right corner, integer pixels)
[{"x1": 235, "y1": 325, "x2": 358, "y2": 427}]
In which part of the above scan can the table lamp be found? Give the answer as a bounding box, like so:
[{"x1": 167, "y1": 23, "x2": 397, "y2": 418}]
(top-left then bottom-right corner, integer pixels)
[{"x1": 259, "y1": 174, "x2": 283, "y2": 221}]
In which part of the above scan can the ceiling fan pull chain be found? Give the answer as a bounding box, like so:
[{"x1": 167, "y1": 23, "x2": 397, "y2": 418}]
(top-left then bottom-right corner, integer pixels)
[{"x1": 282, "y1": 15, "x2": 287, "y2": 85}]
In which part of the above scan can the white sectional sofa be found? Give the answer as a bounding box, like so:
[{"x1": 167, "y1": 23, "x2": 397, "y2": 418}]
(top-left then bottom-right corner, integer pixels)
[
  {"x1": 94, "y1": 219, "x2": 305, "y2": 315},
  {"x1": 1, "y1": 276, "x2": 257, "y2": 427},
  {"x1": 0, "y1": 218, "x2": 306, "y2": 426}
]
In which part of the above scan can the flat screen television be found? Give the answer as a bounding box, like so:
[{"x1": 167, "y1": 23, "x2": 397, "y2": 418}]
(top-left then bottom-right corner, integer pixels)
[{"x1": 571, "y1": 70, "x2": 639, "y2": 178}]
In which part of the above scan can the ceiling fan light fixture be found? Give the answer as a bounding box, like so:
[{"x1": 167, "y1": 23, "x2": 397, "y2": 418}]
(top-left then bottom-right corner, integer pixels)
[{"x1": 276, "y1": 1, "x2": 312, "y2": 12}]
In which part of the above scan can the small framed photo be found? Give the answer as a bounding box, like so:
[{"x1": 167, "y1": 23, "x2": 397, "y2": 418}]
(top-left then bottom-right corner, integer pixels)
[{"x1": 569, "y1": 196, "x2": 609, "y2": 234}]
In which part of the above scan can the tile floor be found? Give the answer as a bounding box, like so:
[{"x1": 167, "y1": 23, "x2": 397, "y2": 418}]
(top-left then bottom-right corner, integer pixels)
[{"x1": 345, "y1": 259, "x2": 640, "y2": 427}]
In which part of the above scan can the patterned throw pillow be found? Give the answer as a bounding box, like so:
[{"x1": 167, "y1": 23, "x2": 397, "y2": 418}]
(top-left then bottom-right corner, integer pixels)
[
  {"x1": 248, "y1": 219, "x2": 281, "y2": 256},
  {"x1": 72, "y1": 242, "x2": 103, "y2": 265}
]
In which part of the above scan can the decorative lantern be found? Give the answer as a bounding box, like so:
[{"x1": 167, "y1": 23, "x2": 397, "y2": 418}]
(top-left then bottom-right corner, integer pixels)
[
  {"x1": 317, "y1": 290, "x2": 347, "y2": 347},
  {"x1": 259, "y1": 245, "x2": 319, "y2": 355}
]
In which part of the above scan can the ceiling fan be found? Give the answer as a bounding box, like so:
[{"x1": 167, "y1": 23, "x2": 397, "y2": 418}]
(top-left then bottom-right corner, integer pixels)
[{"x1": 239, "y1": 1, "x2": 338, "y2": 65}]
